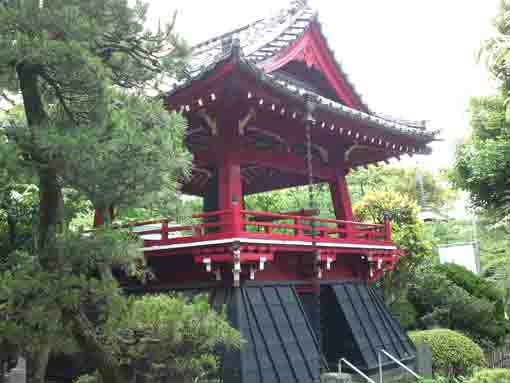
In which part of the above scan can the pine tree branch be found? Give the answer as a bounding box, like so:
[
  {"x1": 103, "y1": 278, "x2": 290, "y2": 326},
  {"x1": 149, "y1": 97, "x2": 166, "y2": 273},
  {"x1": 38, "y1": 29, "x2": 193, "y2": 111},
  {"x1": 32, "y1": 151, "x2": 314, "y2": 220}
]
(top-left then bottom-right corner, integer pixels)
[
  {"x1": 38, "y1": 70, "x2": 75, "y2": 124},
  {"x1": 1, "y1": 91, "x2": 17, "y2": 107}
]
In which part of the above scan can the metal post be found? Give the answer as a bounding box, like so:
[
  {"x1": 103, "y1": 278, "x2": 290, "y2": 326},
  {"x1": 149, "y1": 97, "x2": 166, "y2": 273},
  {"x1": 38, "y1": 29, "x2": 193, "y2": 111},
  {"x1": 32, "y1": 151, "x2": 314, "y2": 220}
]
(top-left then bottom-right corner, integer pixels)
[
  {"x1": 340, "y1": 358, "x2": 376, "y2": 383},
  {"x1": 378, "y1": 352, "x2": 383, "y2": 383},
  {"x1": 379, "y1": 349, "x2": 421, "y2": 379}
]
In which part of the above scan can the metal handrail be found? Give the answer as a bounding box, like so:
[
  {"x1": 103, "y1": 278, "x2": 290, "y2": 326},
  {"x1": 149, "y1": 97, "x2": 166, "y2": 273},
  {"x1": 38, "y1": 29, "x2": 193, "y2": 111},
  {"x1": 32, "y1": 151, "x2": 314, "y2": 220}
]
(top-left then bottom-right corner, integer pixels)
[
  {"x1": 339, "y1": 358, "x2": 376, "y2": 383},
  {"x1": 378, "y1": 349, "x2": 421, "y2": 383}
]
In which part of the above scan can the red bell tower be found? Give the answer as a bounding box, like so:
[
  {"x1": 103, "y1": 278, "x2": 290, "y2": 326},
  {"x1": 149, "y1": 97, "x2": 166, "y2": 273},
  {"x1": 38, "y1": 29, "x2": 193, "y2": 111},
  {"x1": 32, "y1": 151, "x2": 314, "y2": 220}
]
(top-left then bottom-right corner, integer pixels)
[{"x1": 126, "y1": 2, "x2": 437, "y2": 382}]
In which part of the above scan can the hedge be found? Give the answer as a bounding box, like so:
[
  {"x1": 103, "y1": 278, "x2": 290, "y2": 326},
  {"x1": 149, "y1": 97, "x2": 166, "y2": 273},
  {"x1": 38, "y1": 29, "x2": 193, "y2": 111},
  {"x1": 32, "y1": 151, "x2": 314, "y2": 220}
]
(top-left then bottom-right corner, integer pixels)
[
  {"x1": 464, "y1": 369, "x2": 510, "y2": 383},
  {"x1": 409, "y1": 329, "x2": 486, "y2": 377}
]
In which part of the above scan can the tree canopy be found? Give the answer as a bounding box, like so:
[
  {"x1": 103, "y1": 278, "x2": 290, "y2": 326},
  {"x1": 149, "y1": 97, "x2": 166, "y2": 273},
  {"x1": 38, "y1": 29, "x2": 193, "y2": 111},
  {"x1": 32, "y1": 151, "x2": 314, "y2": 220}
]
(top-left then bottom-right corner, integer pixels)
[
  {"x1": 0, "y1": 2, "x2": 241, "y2": 383},
  {"x1": 452, "y1": 95, "x2": 510, "y2": 216}
]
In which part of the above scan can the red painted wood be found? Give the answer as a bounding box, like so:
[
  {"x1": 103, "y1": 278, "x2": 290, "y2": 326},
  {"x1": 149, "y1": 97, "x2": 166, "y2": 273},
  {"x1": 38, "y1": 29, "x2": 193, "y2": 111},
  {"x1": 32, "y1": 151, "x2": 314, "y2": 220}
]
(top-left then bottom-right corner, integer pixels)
[
  {"x1": 135, "y1": 210, "x2": 392, "y2": 251},
  {"x1": 194, "y1": 253, "x2": 274, "y2": 263},
  {"x1": 165, "y1": 60, "x2": 236, "y2": 110},
  {"x1": 384, "y1": 217, "x2": 392, "y2": 241},
  {"x1": 260, "y1": 21, "x2": 364, "y2": 110},
  {"x1": 93, "y1": 206, "x2": 114, "y2": 227},
  {"x1": 193, "y1": 149, "x2": 333, "y2": 180},
  {"x1": 329, "y1": 166, "x2": 354, "y2": 222}
]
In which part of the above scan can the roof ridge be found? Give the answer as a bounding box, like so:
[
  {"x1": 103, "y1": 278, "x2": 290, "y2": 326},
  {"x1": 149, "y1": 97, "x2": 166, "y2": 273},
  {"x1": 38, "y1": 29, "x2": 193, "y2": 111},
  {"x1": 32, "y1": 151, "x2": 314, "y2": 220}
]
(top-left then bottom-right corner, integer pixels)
[
  {"x1": 190, "y1": 1, "x2": 314, "y2": 55},
  {"x1": 191, "y1": 18, "x2": 266, "y2": 53}
]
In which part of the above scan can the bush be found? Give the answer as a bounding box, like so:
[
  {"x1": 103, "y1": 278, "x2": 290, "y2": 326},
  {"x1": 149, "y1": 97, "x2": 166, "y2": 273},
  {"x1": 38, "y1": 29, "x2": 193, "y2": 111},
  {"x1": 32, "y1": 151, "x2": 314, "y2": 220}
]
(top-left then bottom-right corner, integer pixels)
[
  {"x1": 433, "y1": 263, "x2": 504, "y2": 315},
  {"x1": 390, "y1": 297, "x2": 417, "y2": 329},
  {"x1": 464, "y1": 369, "x2": 510, "y2": 383},
  {"x1": 409, "y1": 329, "x2": 486, "y2": 377},
  {"x1": 409, "y1": 265, "x2": 510, "y2": 346}
]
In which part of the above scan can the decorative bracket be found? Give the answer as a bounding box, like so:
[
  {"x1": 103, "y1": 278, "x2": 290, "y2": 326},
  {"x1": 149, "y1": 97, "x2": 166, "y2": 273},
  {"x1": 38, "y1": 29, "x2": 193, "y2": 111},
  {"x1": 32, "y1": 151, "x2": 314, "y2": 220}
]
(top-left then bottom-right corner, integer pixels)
[
  {"x1": 238, "y1": 108, "x2": 256, "y2": 136},
  {"x1": 344, "y1": 142, "x2": 375, "y2": 161},
  {"x1": 203, "y1": 257, "x2": 212, "y2": 272},
  {"x1": 249, "y1": 265, "x2": 257, "y2": 280},
  {"x1": 214, "y1": 268, "x2": 222, "y2": 281},
  {"x1": 326, "y1": 257, "x2": 333, "y2": 271},
  {"x1": 197, "y1": 109, "x2": 218, "y2": 136},
  {"x1": 259, "y1": 256, "x2": 267, "y2": 271}
]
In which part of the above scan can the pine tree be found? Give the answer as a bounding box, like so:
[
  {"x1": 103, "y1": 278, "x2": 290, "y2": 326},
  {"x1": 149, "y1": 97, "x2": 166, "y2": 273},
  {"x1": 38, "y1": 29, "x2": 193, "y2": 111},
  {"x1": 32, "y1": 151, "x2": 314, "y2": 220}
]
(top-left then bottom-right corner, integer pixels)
[{"x1": 0, "y1": 2, "x2": 239, "y2": 383}]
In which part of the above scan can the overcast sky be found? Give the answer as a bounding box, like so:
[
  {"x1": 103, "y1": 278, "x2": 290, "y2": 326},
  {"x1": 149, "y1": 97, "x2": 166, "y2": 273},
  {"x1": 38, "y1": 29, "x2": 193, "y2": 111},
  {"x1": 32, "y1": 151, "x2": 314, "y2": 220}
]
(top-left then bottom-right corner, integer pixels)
[{"x1": 147, "y1": 0, "x2": 501, "y2": 170}]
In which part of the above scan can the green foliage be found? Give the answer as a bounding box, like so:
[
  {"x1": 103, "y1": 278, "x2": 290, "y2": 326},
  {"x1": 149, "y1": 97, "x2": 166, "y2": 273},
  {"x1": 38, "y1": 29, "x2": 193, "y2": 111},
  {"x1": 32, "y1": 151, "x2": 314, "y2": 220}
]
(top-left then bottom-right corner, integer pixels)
[
  {"x1": 417, "y1": 378, "x2": 459, "y2": 383},
  {"x1": 464, "y1": 369, "x2": 510, "y2": 383},
  {"x1": 244, "y1": 184, "x2": 335, "y2": 219},
  {"x1": 111, "y1": 294, "x2": 242, "y2": 383},
  {"x1": 434, "y1": 263, "x2": 502, "y2": 308},
  {"x1": 409, "y1": 329, "x2": 486, "y2": 377},
  {"x1": 71, "y1": 291, "x2": 243, "y2": 383},
  {"x1": 389, "y1": 296, "x2": 418, "y2": 329},
  {"x1": 451, "y1": 95, "x2": 510, "y2": 215},
  {"x1": 408, "y1": 264, "x2": 509, "y2": 346},
  {"x1": 353, "y1": 191, "x2": 433, "y2": 304},
  {"x1": 48, "y1": 90, "x2": 191, "y2": 212},
  {"x1": 75, "y1": 374, "x2": 98, "y2": 383},
  {"x1": 480, "y1": 0, "x2": 510, "y2": 93},
  {"x1": 347, "y1": 166, "x2": 455, "y2": 210},
  {"x1": 424, "y1": 219, "x2": 475, "y2": 245},
  {"x1": 0, "y1": 0, "x2": 187, "y2": 100},
  {"x1": 0, "y1": 230, "x2": 141, "y2": 352},
  {"x1": 243, "y1": 166, "x2": 454, "y2": 221},
  {"x1": 0, "y1": 1, "x2": 197, "y2": 381}
]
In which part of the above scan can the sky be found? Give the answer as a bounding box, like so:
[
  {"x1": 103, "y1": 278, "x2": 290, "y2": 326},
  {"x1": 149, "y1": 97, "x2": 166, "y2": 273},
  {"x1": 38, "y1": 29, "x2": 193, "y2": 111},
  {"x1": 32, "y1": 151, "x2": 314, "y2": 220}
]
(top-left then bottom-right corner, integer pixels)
[{"x1": 147, "y1": 0, "x2": 501, "y2": 171}]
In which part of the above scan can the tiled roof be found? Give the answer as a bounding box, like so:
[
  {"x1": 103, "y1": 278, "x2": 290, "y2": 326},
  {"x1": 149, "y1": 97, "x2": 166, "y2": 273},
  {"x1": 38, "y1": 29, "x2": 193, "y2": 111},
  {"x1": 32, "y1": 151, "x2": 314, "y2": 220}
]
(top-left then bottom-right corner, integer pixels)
[
  {"x1": 186, "y1": 1, "x2": 316, "y2": 78},
  {"x1": 172, "y1": 53, "x2": 437, "y2": 142},
  {"x1": 172, "y1": 1, "x2": 437, "y2": 143},
  {"x1": 265, "y1": 72, "x2": 435, "y2": 140}
]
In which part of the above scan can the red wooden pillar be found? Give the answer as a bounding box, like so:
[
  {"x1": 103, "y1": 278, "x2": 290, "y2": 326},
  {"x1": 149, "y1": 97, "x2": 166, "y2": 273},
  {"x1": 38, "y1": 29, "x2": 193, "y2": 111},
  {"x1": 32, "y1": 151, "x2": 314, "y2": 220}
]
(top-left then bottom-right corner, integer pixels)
[
  {"x1": 215, "y1": 107, "x2": 243, "y2": 237},
  {"x1": 329, "y1": 166, "x2": 353, "y2": 238},
  {"x1": 384, "y1": 215, "x2": 392, "y2": 241},
  {"x1": 218, "y1": 152, "x2": 243, "y2": 236},
  {"x1": 93, "y1": 206, "x2": 115, "y2": 227}
]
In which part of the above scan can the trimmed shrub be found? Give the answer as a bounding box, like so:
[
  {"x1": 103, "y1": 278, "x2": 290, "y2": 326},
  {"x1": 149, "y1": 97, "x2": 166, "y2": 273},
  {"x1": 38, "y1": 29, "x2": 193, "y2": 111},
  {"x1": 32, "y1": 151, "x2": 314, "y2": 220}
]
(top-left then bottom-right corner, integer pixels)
[
  {"x1": 464, "y1": 369, "x2": 510, "y2": 383},
  {"x1": 409, "y1": 329, "x2": 486, "y2": 377}
]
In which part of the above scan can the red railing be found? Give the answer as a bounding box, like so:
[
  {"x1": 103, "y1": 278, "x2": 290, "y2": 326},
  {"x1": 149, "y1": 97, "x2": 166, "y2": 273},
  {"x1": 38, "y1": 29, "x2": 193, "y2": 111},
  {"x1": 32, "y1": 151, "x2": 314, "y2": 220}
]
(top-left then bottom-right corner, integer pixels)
[
  {"x1": 126, "y1": 210, "x2": 231, "y2": 240},
  {"x1": 128, "y1": 209, "x2": 391, "y2": 247},
  {"x1": 240, "y1": 210, "x2": 388, "y2": 242}
]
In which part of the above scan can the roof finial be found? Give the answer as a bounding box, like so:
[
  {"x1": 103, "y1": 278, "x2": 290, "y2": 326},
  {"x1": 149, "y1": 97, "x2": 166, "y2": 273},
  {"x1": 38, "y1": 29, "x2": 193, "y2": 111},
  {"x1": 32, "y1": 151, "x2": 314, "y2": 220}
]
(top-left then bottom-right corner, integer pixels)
[
  {"x1": 231, "y1": 34, "x2": 242, "y2": 59},
  {"x1": 290, "y1": 0, "x2": 308, "y2": 10}
]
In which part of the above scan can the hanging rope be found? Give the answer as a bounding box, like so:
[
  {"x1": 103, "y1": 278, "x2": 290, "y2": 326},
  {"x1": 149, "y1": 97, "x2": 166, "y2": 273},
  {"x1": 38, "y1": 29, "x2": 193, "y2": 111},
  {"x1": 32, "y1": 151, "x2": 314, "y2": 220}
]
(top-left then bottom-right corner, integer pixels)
[
  {"x1": 305, "y1": 96, "x2": 326, "y2": 370},
  {"x1": 305, "y1": 101, "x2": 315, "y2": 214}
]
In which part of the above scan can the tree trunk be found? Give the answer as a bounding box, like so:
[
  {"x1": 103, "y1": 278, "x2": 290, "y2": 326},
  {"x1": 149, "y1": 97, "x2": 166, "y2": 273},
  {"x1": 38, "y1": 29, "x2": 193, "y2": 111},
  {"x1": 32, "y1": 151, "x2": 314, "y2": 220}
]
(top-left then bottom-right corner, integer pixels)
[
  {"x1": 66, "y1": 309, "x2": 129, "y2": 383},
  {"x1": 16, "y1": 63, "x2": 65, "y2": 254},
  {"x1": 68, "y1": 206, "x2": 125, "y2": 383},
  {"x1": 17, "y1": 64, "x2": 61, "y2": 383},
  {"x1": 26, "y1": 344, "x2": 51, "y2": 383},
  {"x1": 17, "y1": 62, "x2": 126, "y2": 383},
  {"x1": 37, "y1": 167, "x2": 64, "y2": 261}
]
